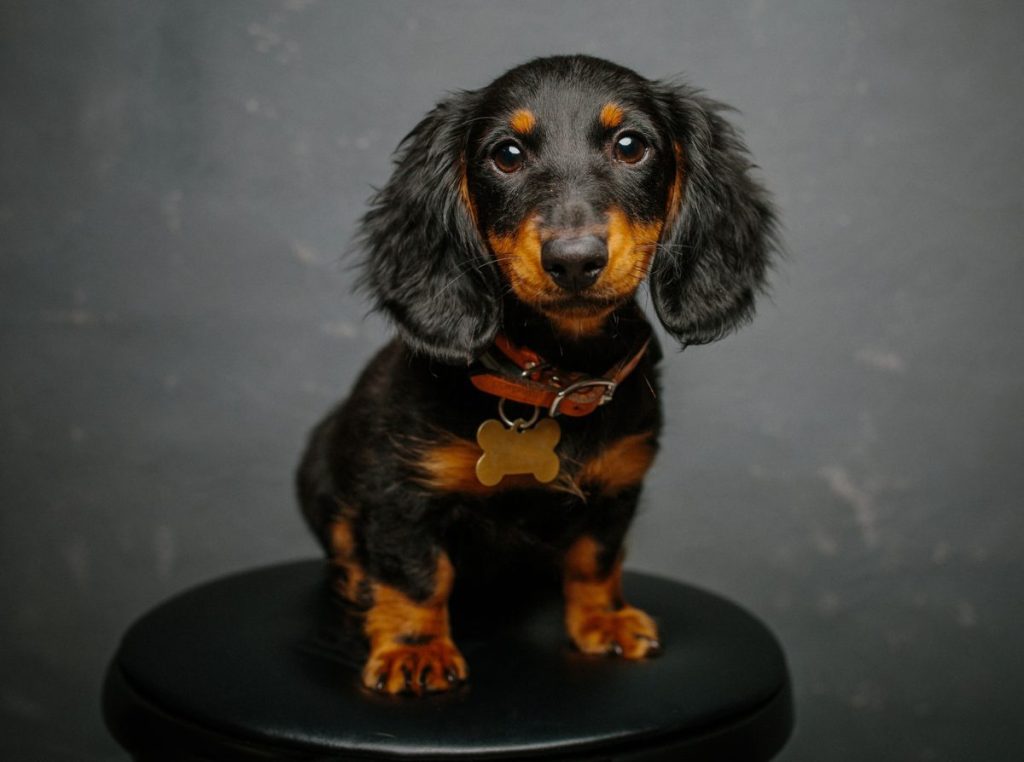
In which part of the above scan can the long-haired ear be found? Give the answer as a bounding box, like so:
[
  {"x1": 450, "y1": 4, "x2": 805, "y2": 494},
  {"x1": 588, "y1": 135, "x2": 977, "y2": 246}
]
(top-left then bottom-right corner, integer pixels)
[
  {"x1": 649, "y1": 81, "x2": 779, "y2": 347},
  {"x1": 357, "y1": 92, "x2": 500, "y2": 363}
]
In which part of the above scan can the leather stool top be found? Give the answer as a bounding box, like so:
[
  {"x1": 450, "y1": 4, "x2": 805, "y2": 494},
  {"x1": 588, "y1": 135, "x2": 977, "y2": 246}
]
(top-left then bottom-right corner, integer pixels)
[{"x1": 104, "y1": 561, "x2": 792, "y2": 760}]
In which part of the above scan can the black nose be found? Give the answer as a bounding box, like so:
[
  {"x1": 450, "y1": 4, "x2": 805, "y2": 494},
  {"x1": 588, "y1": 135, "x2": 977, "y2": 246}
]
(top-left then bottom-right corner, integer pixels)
[{"x1": 540, "y1": 235, "x2": 607, "y2": 292}]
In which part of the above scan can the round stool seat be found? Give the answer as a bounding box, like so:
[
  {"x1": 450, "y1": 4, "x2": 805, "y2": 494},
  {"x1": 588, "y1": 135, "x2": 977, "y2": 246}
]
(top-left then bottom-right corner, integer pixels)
[{"x1": 103, "y1": 561, "x2": 792, "y2": 760}]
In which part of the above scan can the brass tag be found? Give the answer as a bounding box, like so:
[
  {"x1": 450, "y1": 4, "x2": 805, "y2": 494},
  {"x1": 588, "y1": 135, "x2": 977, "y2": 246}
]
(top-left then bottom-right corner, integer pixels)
[{"x1": 475, "y1": 417, "x2": 561, "y2": 487}]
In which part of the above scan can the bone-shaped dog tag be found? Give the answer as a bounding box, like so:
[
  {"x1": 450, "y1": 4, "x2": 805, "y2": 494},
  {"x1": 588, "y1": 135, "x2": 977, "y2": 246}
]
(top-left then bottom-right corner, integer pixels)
[{"x1": 475, "y1": 417, "x2": 561, "y2": 486}]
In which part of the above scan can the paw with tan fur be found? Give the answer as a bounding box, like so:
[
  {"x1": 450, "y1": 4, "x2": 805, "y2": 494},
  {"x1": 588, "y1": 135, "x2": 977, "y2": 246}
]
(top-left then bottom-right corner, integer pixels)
[
  {"x1": 566, "y1": 605, "x2": 661, "y2": 659},
  {"x1": 361, "y1": 637, "x2": 468, "y2": 695}
]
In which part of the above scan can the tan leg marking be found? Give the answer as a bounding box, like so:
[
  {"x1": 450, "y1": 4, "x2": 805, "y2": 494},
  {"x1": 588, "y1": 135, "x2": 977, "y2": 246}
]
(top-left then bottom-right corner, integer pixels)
[
  {"x1": 564, "y1": 536, "x2": 660, "y2": 659},
  {"x1": 361, "y1": 552, "x2": 468, "y2": 694},
  {"x1": 328, "y1": 514, "x2": 369, "y2": 604}
]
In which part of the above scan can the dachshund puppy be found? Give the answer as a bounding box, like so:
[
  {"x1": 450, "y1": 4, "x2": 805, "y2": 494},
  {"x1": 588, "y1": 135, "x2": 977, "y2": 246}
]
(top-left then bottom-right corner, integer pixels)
[{"x1": 298, "y1": 55, "x2": 777, "y2": 695}]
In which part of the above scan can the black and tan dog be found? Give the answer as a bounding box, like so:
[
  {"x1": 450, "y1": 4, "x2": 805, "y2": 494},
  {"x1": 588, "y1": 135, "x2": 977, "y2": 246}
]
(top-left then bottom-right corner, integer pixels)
[{"x1": 298, "y1": 55, "x2": 777, "y2": 695}]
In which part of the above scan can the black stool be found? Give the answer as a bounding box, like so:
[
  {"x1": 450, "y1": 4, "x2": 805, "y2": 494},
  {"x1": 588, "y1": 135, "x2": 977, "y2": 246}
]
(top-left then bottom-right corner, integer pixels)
[{"x1": 103, "y1": 561, "x2": 793, "y2": 760}]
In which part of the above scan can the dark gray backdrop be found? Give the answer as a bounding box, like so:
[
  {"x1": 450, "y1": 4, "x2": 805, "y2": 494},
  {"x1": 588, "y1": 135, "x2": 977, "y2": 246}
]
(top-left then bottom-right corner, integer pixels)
[{"x1": 2, "y1": 1, "x2": 1022, "y2": 760}]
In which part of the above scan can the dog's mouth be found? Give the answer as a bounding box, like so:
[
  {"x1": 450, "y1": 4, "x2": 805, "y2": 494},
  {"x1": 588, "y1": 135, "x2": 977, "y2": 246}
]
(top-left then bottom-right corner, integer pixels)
[
  {"x1": 535, "y1": 293, "x2": 624, "y2": 315},
  {"x1": 530, "y1": 293, "x2": 632, "y2": 337}
]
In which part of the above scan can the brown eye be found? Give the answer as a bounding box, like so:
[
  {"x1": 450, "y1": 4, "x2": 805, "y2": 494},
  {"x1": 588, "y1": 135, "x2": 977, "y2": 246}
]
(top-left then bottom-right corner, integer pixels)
[
  {"x1": 492, "y1": 140, "x2": 525, "y2": 173},
  {"x1": 612, "y1": 132, "x2": 648, "y2": 164}
]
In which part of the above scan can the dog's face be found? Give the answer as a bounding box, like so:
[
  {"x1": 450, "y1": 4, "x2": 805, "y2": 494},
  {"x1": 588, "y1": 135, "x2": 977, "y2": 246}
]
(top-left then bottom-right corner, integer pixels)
[
  {"x1": 361, "y1": 56, "x2": 776, "y2": 362},
  {"x1": 465, "y1": 66, "x2": 679, "y2": 337}
]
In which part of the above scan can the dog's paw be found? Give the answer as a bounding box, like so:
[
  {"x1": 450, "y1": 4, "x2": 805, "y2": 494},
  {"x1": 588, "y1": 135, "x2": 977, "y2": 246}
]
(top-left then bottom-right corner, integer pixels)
[
  {"x1": 567, "y1": 605, "x2": 661, "y2": 659},
  {"x1": 361, "y1": 637, "x2": 468, "y2": 695}
]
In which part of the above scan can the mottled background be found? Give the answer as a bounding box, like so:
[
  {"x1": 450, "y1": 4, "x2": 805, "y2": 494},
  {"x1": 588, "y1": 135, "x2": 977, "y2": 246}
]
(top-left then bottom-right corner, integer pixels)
[{"x1": 2, "y1": 1, "x2": 1022, "y2": 759}]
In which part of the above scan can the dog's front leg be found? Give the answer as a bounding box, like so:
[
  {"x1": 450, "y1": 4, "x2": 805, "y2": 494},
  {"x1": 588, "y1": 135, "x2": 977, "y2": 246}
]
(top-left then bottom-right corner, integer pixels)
[
  {"x1": 562, "y1": 491, "x2": 661, "y2": 659},
  {"x1": 325, "y1": 511, "x2": 467, "y2": 695},
  {"x1": 360, "y1": 550, "x2": 467, "y2": 695}
]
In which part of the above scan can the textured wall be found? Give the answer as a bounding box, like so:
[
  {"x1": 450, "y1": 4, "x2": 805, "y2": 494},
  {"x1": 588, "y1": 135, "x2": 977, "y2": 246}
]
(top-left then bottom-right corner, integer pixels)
[{"x1": 2, "y1": 1, "x2": 1022, "y2": 759}]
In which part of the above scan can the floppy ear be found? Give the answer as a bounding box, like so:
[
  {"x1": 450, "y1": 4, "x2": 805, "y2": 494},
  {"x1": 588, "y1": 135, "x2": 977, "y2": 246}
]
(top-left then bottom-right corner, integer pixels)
[
  {"x1": 358, "y1": 92, "x2": 500, "y2": 363},
  {"x1": 649, "y1": 81, "x2": 779, "y2": 347}
]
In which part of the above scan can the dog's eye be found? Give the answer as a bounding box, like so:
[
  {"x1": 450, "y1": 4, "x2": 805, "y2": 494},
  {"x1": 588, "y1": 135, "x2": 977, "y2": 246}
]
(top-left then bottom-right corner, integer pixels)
[
  {"x1": 492, "y1": 140, "x2": 525, "y2": 173},
  {"x1": 612, "y1": 132, "x2": 648, "y2": 165}
]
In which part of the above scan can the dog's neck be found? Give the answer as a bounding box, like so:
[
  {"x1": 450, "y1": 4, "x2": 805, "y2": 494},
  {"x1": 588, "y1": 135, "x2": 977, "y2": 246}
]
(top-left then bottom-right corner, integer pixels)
[{"x1": 499, "y1": 297, "x2": 650, "y2": 377}]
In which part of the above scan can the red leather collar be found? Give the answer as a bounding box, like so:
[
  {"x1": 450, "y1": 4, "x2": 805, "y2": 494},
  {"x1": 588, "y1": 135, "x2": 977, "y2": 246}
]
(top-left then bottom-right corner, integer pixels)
[{"x1": 469, "y1": 332, "x2": 651, "y2": 417}]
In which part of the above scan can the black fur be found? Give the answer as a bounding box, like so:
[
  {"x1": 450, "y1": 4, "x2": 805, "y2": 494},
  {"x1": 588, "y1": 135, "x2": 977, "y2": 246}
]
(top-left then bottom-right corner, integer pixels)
[
  {"x1": 299, "y1": 55, "x2": 777, "y2": 689},
  {"x1": 357, "y1": 92, "x2": 501, "y2": 364},
  {"x1": 649, "y1": 82, "x2": 778, "y2": 346}
]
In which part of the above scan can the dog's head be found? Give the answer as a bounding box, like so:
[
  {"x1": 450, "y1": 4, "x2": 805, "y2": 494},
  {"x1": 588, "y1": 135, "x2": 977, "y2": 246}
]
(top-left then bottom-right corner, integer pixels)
[{"x1": 360, "y1": 55, "x2": 777, "y2": 363}]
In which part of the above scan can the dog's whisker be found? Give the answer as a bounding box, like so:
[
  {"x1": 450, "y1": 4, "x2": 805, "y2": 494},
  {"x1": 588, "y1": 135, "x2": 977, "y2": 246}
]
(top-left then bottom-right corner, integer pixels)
[
  {"x1": 434, "y1": 255, "x2": 524, "y2": 297},
  {"x1": 434, "y1": 257, "x2": 504, "y2": 295}
]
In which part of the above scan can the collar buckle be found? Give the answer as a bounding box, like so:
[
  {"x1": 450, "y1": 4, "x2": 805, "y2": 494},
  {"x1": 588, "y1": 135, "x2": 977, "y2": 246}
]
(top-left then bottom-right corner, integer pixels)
[{"x1": 548, "y1": 378, "x2": 618, "y2": 417}]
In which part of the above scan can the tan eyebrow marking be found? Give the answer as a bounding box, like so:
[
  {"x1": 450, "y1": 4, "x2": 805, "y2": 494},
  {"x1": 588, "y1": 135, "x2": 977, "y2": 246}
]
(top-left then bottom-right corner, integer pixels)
[
  {"x1": 600, "y1": 102, "x2": 625, "y2": 129},
  {"x1": 510, "y1": 108, "x2": 537, "y2": 135}
]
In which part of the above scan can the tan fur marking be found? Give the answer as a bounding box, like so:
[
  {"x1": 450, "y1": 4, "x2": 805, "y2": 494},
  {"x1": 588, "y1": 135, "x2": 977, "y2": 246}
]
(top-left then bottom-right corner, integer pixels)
[
  {"x1": 487, "y1": 217, "x2": 549, "y2": 300},
  {"x1": 564, "y1": 536, "x2": 624, "y2": 618},
  {"x1": 565, "y1": 536, "x2": 605, "y2": 581},
  {"x1": 577, "y1": 432, "x2": 656, "y2": 496},
  {"x1": 415, "y1": 437, "x2": 495, "y2": 495},
  {"x1": 327, "y1": 516, "x2": 367, "y2": 602},
  {"x1": 509, "y1": 108, "x2": 537, "y2": 135},
  {"x1": 414, "y1": 435, "x2": 564, "y2": 494},
  {"x1": 459, "y1": 163, "x2": 478, "y2": 226},
  {"x1": 604, "y1": 207, "x2": 661, "y2": 298},
  {"x1": 599, "y1": 102, "x2": 625, "y2": 129},
  {"x1": 546, "y1": 309, "x2": 616, "y2": 339},
  {"x1": 664, "y1": 142, "x2": 685, "y2": 230},
  {"x1": 563, "y1": 536, "x2": 660, "y2": 659},
  {"x1": 362, "y1": 553, "x2": 468, "y2": 694},
  {"x1": 364, "y1": 553, "x2": 454, "y2": 646},
  {"x1": 416, "y1": 437, "x2": 485, "y2": 493},
  {"x1": 329, "y1": 517, "x2": 356, "y2": 557}
]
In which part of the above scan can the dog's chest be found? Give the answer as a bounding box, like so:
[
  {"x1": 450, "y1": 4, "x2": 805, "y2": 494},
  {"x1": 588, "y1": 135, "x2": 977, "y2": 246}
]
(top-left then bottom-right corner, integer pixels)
[{"x1": 413, "y1": 415, "x2": 655, "y2": 500}]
